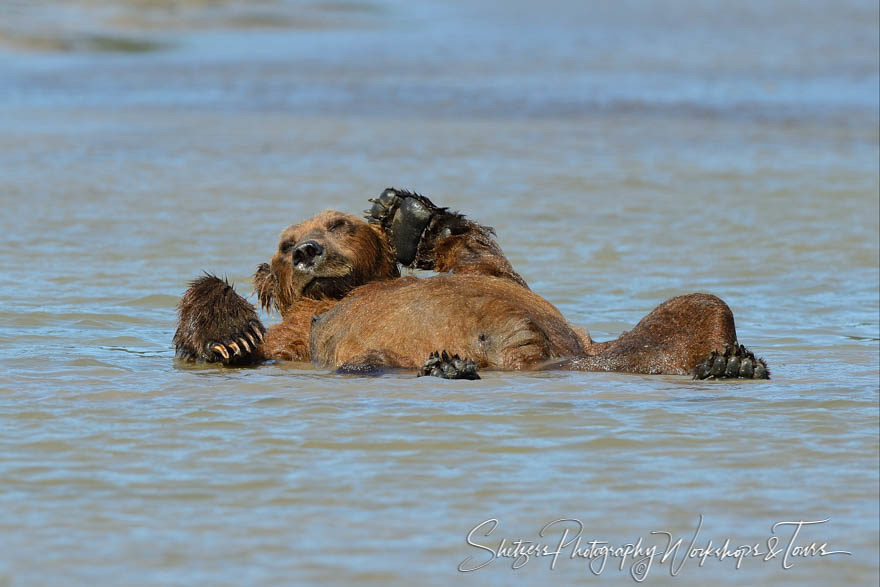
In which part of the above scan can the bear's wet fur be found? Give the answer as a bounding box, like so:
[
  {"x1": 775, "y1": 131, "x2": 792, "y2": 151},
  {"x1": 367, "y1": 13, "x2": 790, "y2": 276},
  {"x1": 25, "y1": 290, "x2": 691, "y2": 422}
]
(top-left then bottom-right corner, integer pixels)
[
  {"x1": 173, "y1": 274, "x2": 265, "y2": 365},
  {"x1": 173, "y1": 189, "x2": 768, "y2": 379}
]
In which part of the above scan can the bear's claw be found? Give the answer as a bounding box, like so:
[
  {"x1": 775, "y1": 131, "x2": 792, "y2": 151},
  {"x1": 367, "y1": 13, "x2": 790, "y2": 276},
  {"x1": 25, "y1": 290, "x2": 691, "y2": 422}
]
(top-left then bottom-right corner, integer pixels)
[
  {"x1": 207, "y1": 322, "x2": 266, "y2": 365},
  {"x1": 419, "y1": 350, "x2": 480, "y2": 380},
  {"x1": 692, "y1": 343, "x2": 769, "y2": 380},
  {"x1": 212, "y1": 344, "x2": 230, "y2": 360}
]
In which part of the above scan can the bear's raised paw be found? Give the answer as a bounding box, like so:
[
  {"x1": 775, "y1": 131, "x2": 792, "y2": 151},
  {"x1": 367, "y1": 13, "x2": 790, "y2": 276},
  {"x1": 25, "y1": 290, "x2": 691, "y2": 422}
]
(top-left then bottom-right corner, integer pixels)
[{"x1": 366, "y1": 188, "x2": 447, "y2": 267}]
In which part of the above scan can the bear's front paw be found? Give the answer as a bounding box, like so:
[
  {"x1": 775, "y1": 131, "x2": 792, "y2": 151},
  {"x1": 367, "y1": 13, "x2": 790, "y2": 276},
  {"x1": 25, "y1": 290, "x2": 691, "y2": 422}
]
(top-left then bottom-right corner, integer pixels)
[
  {"x1": 204, "y1": 323, "x2": 265, "y2": 364},
  {"x1": 419, "y1": 350, "x2": 480, "y2": 380},
  {"x1": 366, "y1": 188, "x2": 445, "y2": 267},
  {"x1": 173, "y1": 274, "x2": 267, "y2": 365}
]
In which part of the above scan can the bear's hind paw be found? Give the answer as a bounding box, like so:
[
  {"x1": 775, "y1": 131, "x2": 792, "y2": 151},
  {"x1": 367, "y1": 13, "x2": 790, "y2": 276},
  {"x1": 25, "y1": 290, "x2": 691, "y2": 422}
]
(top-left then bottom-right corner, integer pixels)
[
  {"x1": 419, "y1": 351, "x2": 480, "y2": 380},
  {"x1": 692, "y1": 343, "x2": 769, "y2": 380}
]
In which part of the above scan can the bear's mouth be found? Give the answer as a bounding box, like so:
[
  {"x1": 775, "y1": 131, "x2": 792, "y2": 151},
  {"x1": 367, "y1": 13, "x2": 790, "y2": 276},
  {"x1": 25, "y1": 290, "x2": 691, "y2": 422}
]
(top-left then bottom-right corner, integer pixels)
[
  {"x1": 300, "y1": 275, "x2": 356, "y2": 300},
  {"x1": 290, "y1": 248, "x2": 357, "y2": 300}
]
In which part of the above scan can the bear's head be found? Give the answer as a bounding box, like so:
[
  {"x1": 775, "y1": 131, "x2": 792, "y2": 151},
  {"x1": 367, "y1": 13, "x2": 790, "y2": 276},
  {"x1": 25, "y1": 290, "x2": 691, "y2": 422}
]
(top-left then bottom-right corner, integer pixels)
[{"x1": 253, "y1": 210, "x2": 399, "y2": 316}]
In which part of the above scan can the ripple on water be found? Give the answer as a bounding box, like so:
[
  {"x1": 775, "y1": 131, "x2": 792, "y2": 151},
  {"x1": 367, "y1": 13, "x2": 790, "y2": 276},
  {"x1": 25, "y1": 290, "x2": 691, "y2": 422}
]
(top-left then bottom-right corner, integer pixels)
[{"x1": 120, "y1": 294, "x2": 180, "y2": 308}]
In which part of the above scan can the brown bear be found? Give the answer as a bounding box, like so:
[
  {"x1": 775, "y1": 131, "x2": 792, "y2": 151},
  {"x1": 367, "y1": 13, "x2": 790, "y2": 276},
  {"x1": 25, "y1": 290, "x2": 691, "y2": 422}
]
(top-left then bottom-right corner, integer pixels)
[{"x1": 173, "y1": 189, "x2": 769, "y2": 380}]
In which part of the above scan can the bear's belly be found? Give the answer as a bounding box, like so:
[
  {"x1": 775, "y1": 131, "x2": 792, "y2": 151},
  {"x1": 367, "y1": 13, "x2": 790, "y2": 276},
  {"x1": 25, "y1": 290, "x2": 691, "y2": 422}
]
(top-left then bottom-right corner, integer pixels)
[{"x1": 308, "y1": 274, "x2": 586, "y2": 370}]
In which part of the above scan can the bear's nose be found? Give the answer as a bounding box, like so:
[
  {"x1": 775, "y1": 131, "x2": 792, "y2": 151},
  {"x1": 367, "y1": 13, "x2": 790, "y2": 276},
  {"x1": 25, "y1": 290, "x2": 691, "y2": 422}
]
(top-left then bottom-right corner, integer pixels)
[{"x1": 292, "y1": 240, "x2": 324, "y2": 269}]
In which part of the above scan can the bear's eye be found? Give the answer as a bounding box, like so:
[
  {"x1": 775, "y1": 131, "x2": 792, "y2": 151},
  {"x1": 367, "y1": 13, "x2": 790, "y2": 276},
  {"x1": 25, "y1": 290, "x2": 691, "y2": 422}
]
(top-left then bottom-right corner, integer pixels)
[
  {"x1": 279, "y1": 240, "x2": 294, "y2": 254},
  {"x1": 326, "y1": 219, "x2": 347, "y2": 232}
]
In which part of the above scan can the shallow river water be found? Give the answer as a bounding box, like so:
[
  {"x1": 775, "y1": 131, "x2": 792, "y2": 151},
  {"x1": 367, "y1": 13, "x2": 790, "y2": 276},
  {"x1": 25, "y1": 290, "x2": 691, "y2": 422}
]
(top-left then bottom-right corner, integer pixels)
[{"x1": 0, "y1": 1, "x2": 878, "y2": 585}]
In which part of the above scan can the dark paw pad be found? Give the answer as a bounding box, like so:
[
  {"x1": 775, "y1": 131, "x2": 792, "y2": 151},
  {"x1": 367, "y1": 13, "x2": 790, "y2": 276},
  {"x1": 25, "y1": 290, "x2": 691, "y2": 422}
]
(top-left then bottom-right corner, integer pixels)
[
  {"x1": 692, "y1": 343, "x2": 770, "y2": 380},
  {"x1": 419, "y1": 351, "x2": 480, "y2": 380},
  {"x1": 366, "y1": 188, "x2": 443, "y2": 266}
]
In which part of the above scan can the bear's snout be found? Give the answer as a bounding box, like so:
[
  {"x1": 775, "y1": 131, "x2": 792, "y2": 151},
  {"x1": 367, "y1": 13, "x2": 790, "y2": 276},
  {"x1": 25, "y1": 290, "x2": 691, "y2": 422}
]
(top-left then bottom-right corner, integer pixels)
[{"x1": 292, "y1": 240, "x2": 324, "y2": 270}]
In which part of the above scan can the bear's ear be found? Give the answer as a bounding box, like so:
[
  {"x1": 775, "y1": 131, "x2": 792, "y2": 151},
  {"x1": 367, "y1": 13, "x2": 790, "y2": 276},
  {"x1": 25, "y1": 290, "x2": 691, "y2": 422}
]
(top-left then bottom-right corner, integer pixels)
[
  {"x1": 368, "y1": 222, "x2": 391, "y2": 251},
  {"x1": 368, "y1": 223, "x2": 401, "y2": 279}
]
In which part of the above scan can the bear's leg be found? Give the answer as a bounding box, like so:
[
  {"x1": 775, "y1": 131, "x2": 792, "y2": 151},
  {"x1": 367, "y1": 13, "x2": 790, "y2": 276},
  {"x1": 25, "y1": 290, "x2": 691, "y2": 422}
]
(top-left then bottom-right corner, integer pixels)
[
  {"x1": 334, "y1": 349, "x2": 408, "y2": 376},
  {"x1": 366, "y1": 188, "x2": 528, "y2": 287},
  {"x1": 335, "y1": 349, "x2": 480, "y2": 379},
  {"x1": 173, "y1": 274, "x2": 267, "y2": 365},
  {"x1": 562, "y1": 293, "x2": 769, "y2": 379}
]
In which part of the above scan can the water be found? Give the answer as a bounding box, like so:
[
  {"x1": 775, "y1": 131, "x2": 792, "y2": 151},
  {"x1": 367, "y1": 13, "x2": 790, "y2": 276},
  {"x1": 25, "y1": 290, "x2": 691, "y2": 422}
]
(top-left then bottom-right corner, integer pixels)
[{"x1": 0, "y1": 1, "x2": 877, "y2": 584}]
